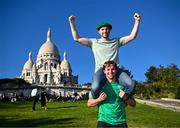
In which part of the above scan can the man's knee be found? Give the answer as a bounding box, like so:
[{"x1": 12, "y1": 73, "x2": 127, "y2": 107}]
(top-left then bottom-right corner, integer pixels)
[{"x1": 119, "y1": 72, "x2": 133, "y2": 84}]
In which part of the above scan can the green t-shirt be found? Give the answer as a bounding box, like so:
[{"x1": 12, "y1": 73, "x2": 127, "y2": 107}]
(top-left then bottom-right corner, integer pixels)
[{"x1": 98, "y1": 82, "x2": 126, "y2": 125}]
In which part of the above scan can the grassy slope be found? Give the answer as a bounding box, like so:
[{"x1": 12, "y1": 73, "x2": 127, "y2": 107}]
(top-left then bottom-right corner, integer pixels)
[{"x1": 0, "y1": 101, "x2": 180, "y2": 127}]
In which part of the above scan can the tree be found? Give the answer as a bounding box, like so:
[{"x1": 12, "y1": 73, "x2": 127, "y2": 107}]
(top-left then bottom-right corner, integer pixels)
[
  {"x1": 145, "y1": 66, "x2": 158, "y2": 83},
  {"x1": 144, "y1": 64, "x2": 180, "y2": 99}
]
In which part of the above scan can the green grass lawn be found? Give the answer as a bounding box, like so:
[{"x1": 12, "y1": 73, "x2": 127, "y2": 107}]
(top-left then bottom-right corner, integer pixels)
[{"x1": 0, "y1": 101, "x2": 180, "y2": 127}]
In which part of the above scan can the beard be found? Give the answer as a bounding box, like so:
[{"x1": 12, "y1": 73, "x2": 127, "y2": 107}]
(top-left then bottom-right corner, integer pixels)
[{"x1": 101, "y1": 32, "x2": 110, "y2": 38}]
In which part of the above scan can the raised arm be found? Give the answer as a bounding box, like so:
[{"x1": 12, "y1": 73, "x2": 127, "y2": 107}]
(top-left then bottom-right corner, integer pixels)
[
  {"x1": 68, "y1": 15, "x2": 90, "y2": 45},
  {"x1": 122, "y1": 13, "x2": 141, "y2": 44},
  {"x1": 87, "y1": 92, "x2": 107, "y2": 107}
]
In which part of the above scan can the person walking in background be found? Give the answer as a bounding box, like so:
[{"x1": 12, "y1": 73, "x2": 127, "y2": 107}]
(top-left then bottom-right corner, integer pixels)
[
  {"x1": 31, "y1": 88, "x2": 38, "y2": 111},
  {"x1": 69, "y1": 13, "x2": 141, "y2": 99},
  {"x1": 40, "y1": 88, "x2": 47, "y2": 110},
  {"x1": 87, "y1": 60, "x2": 136, "y2": 128}
]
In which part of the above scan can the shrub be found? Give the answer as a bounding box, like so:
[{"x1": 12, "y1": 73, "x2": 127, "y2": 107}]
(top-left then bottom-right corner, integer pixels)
[{"x1": 175, "y1": 85, "x2": 180, "y2": 99}]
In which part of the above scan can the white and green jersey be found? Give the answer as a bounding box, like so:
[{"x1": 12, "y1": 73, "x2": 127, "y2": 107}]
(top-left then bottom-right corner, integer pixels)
[{"x1": 84, "y1": 37, "x2": 126, "y2": 72}]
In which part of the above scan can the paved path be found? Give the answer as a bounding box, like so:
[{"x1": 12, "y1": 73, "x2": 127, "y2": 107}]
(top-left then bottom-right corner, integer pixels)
[{"x1": 135, "y1": 98, "x2": 180, "y2": 112}]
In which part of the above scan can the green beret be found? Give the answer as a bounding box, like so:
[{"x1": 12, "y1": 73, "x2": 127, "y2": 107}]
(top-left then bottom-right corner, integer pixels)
[{"x1": 96, "y1": 22, "x2": 112, "y2": 30}]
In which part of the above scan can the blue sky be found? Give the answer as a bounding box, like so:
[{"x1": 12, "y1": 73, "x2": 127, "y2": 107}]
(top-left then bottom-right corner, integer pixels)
[{"x1": 0, "y1": 0, "x2": 179, "y2": 84}]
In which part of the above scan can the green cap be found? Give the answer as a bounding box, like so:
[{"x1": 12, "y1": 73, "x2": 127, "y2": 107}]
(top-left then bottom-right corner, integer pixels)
[{"x1": 96, "y1": 22, "x2": 112, "y2": 30}]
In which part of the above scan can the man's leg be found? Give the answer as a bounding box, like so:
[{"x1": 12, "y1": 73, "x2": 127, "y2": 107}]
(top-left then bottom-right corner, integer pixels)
[
  {"x1": 117, "y1": 68, "x2": 135, "y2": 96},
  {"x1": 32, "y1": 96, "x2": 36, "y2": 111},
  {"x1": 91, "y1": 68, "x2": 106, "y2": 98}
]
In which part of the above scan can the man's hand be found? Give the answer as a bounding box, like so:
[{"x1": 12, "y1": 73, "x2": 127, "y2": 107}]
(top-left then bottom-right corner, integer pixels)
[
  {"x1": 119, "y1": 89, "x2": 125, "y2": 98},
  {"x1": 69, "y1": 15, "x2": 76, "y2": 23},
  {"x1": 119, "y1": 90, "x2": 130, "y2": 101},
  {"x1": 98, "y1": 92, "x2": 107, "y2": 102},
  {"x1": 87, "y1": 92, "x2": 107, "y2": 107},
  {"x1": 134, "y1": 13, "x2": 141, "y2": 21},
  {"x1": 119, "y1": 90, "x2": 136, "y2": 106}
]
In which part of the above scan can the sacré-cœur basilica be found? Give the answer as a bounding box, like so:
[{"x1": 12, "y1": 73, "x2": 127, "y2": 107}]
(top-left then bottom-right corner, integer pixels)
[
  {"x1": 20, "y1": 29, "x2": 78, "y2": 86},
  {"x1": 0, "y1": 29, "x2": 89, "y2": 100}
]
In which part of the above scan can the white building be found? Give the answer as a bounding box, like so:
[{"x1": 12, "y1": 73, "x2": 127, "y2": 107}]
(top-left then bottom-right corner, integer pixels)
[{"x1": 20, "y1": 29, "x2": 78, "y2": 86}]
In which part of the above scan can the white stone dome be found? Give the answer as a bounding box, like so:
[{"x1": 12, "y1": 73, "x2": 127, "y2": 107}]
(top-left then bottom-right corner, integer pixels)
[
  {"x1": 61, "y1": 60, "x2": 71, "y2": 70},
  {"x1": 23, "y1": 52, "x2": 33, "y2": 70},
  {"x1": 37, "y1": 29, "x2": 60, "y2": 62},
  {"x1": 60, "y1": 52, "x2": 71, "y2": 70}
]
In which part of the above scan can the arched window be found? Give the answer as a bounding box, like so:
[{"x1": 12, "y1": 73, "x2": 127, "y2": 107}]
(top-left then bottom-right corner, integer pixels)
[
  {"x1": 51, "y1": 63, "x2": 53, "y2": 67},
  {"x1": 45, "y1": 63, "x2": 48, "y2": 70},
  {"x1": 44, "y1": 74, "x2": 48, "y2": 83},
  {"x1": 54, "y1": 64, "x2": 57, "y2": 69},
  {"x1": 26, "y1": 72, "x2": 30, "y2": 76}
]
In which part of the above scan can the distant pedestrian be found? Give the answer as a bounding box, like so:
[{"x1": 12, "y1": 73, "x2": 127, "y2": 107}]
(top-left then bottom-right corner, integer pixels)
[
  {"x1": 31, "y1": 88, "x2": 38, "y2": 111},
  {"x1": 40, "y1": 89, "x2": 47, "y2": 110}
]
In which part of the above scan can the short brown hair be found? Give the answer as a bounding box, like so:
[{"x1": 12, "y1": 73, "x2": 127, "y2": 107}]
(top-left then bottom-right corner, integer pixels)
[{"x1": 103, "y1": 60, "x2": 118, "y2": 70}]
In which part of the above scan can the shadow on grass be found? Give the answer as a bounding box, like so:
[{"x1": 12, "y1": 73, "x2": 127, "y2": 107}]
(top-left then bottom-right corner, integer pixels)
[
  {"x1": 47, "y1": 105, "x2": 77, "y2": 110},
  {"x1": 0, "y1": 116, "x2": 78, "y2": 127},
  {"x1": 0, "y1": 101, "x2": 32, "y2": 110}
]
